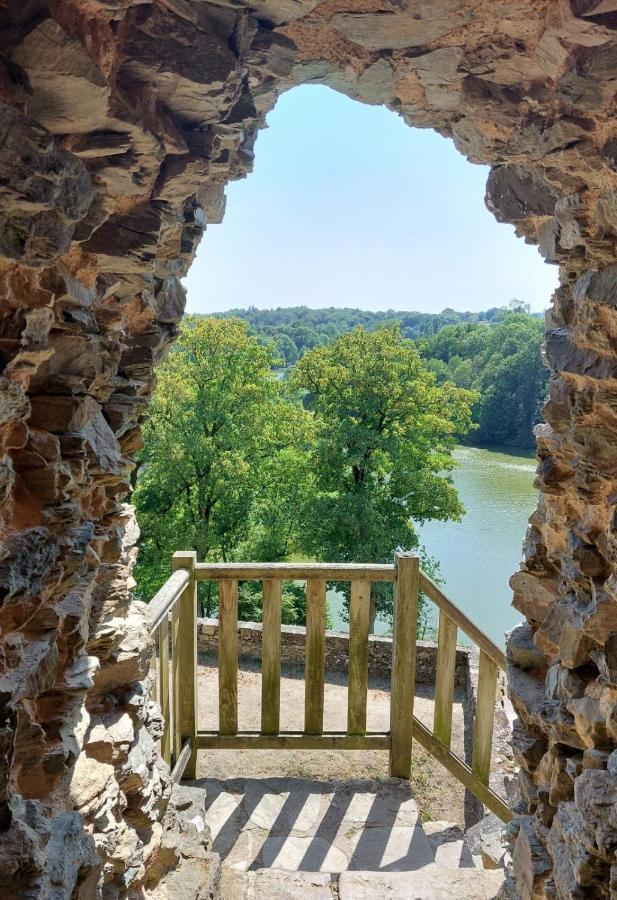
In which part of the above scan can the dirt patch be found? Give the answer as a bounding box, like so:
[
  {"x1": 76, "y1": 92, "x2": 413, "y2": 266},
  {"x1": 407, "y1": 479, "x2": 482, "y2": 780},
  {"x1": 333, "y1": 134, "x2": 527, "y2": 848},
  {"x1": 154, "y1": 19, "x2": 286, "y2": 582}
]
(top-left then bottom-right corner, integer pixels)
[{"x1": 196, "y1": 656, "x2": 468, "y2": 827}]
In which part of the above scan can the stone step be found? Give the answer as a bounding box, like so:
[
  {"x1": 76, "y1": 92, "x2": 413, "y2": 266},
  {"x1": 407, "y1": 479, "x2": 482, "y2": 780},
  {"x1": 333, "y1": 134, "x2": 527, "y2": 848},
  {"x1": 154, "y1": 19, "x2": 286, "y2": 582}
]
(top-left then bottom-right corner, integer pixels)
[
  {"x1": 337, "y1": 868, "x2": 505, "y2": 899},
  {"x1": 463, "y1": 813, "x2": 508, "y2": 870},
  {"x1": 221, "y1": 868, "x2": 334, "y2": 899},
  {"x1": 422, "y1": 820, "x2": 477, "y2": 868},
  {"x1": 220, "y1": 867, "x2": 505, "y2": 899}
]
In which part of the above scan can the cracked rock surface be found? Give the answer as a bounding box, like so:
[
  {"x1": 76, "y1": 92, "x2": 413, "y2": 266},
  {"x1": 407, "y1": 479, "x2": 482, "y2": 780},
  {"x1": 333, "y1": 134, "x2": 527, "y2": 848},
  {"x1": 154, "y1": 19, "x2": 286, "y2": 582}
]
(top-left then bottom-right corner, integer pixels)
[{"x1": 2, "y1": 0, "x2": 617, "y2": 896}]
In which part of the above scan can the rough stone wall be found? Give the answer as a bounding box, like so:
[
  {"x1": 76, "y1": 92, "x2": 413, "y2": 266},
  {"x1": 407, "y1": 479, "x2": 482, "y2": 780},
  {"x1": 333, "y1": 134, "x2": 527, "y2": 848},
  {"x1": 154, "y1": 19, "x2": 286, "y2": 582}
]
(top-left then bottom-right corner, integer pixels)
[
  {"x1": 1, "y1": 0, "x2": 617, "y2": 897},
  {"x1": 197, "y1": 617, "x2": 471, "y2": 685},
  {"x1": 0, "y1": 1, "x2": 284, "y2": 894}
]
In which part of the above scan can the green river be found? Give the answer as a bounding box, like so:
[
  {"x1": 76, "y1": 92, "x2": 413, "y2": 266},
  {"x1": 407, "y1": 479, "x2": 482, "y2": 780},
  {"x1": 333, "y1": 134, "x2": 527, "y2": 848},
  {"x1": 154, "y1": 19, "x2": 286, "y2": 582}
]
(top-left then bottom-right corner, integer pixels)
[{"x1": 329, "y1": 445, "x2": 538, "y2": 648}]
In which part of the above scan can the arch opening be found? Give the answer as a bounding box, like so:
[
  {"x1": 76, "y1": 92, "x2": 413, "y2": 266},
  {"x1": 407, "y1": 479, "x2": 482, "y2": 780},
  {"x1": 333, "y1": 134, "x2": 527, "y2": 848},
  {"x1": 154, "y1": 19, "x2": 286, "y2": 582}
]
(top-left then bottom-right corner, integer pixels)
[{"x1": 172, "y1": 82, "x2": 557, "y2": 647}]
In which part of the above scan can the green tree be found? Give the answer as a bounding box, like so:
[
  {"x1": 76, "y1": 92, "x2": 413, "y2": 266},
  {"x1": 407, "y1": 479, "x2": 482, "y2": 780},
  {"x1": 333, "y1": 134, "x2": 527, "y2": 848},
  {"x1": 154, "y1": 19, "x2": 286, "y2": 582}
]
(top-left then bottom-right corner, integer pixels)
[
  {"x1": 292, "y1": 326, "x2": 477, "y2": 630},
  {"x1": 424, "y1": 312, "x2": 546, "y2": 448},
  {"x1": 133, "y1": 316, "x2": 312, "y2": 622}
]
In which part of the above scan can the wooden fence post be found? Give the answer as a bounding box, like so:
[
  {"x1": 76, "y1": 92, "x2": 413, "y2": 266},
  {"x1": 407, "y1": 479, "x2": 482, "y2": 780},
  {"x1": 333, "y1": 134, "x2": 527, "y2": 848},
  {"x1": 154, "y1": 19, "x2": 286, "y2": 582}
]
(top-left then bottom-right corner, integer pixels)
[
  {"x1": 348, "y1": 578, "x2": 370, "y2": 735},
  {"x1": 172, "y1": 551, "x2": 198, "y2": 779},
  {"x1": 305, "y1": 578, "x2": 326, "y2": 735},
  {"x1": 218, "y1": 578, "x2": 239, "y2": 735},
  {"x1": 389, "y1": 551, "x2": 419, "y2": 778}
]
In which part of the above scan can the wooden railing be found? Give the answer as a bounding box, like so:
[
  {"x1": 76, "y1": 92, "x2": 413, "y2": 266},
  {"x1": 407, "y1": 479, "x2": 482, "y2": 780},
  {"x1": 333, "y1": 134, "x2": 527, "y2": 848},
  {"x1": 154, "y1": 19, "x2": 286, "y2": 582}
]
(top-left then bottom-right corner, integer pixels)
[
  {"x1": 146, "y1": 551, "x2": 510, "y2": 822},
  {"x1": 147, "y1": 551, "x2": 198, "y2": 781}
]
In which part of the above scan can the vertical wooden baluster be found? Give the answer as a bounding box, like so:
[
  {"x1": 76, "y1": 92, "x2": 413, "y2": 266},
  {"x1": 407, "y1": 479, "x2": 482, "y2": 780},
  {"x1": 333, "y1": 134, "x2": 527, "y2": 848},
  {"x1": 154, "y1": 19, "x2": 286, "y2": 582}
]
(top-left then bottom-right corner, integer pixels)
[
  {"x1": 472, "y1": 650, "x2": 498, "y2": 785},
  {"x1": 159, "y1": 615, "x2": 171, "y2": 765},
  {"x1": 433, "y1": 610, "x2": 458, "y2": 748},
  {"x1": 305, "y1": 578, "x2": 326, "y2": 735},
  {"x1": 151, "y1": 627, "x2": 159, "y2": 704},
  {"x1": 219, "y1": 578, "x2": 238, "y2": 735},
  {"x1": 170, "y1": 602, "x2": 179, "y2": 764},
  {"x1": 172, "y1": 551, "x2": 198, "y2": 778},
  {"x1": 348, "y1": 578, "x2": 370, "y2": 735},
  {"x1": 389, "y1": 552, "x2": 419, "y2": 779},
  {"x1": 261, "y1": 578, "x2": 282, "y2": 735}
]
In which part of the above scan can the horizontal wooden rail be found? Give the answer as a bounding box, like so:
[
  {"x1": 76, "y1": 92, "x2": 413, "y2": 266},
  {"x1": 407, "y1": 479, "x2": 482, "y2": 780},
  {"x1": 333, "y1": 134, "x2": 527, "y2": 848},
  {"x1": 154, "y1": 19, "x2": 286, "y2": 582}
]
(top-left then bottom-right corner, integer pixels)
[
  {"x1": 419, "y1": 571, "x2": 506, "y2": 669},
  {"x1": 412, "y1": 716, "x2": 511, "y2": 823},
  {"x1": 197, "y1": 731, "x2": 390, "y2": 751},
  {"x1": 196, "y1": 562, "x2": 395, "y2": 582},
  {"x1": 147, "y1": 568, "x2": 190, "y2": 633}
]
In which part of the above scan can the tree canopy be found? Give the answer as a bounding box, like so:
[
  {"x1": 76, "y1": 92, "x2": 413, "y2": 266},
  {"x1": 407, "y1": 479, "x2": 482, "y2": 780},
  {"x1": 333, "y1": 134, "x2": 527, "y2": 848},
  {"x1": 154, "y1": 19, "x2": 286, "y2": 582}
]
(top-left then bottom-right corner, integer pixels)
[
  {"x1": 217, "y1": 304, "x2": 514, "y2": 365},
  {"x1": 292, "y1": 326, "x2": 477, "y2": 627},
  {"x1": 423, "y1": 312, "x2": 547, "y2": 448},
  {"x1": 134, "y1": 319, "x2": 477, "y2": 632},
  {"x1": 133, "y1": 316, "x2": 313, "y2": 621},
  {"x1": 211, "y1": 304, "x2": 547, "y2": 449}
]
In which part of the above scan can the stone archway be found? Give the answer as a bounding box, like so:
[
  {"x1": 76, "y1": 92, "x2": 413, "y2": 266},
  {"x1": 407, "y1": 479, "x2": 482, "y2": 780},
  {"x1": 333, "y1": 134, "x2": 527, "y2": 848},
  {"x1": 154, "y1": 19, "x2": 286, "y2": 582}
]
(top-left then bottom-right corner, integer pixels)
[{"x1": 1, "y1": 1, "x2": 617, "y2": 896}]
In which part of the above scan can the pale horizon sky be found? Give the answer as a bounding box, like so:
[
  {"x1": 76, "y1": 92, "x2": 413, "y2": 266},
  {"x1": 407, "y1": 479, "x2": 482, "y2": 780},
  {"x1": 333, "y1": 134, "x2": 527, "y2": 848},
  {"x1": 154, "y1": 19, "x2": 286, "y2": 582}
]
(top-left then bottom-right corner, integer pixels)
[{"x1": 184, "y1": 85, "x2": 559, "y2": 316}]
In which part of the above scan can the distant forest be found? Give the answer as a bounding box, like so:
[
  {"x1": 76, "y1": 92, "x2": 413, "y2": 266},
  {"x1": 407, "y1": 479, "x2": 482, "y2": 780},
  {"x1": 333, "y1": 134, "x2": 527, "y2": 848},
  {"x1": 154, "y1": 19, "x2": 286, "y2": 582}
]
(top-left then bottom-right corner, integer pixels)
[{"x1": 214, "y1": 302, "x2": 547, "y2": 449}]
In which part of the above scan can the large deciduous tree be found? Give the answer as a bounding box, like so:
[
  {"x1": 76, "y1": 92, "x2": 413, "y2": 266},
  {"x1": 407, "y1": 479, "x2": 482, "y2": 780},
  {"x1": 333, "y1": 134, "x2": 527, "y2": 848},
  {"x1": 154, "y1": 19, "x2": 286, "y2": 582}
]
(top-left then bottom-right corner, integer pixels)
[
  {"x1": 292, "y1": 326, "x2": 476, "y2": 630},
  {"x1": 133, "y1": 317, "x2": 312, "y2": 614}
]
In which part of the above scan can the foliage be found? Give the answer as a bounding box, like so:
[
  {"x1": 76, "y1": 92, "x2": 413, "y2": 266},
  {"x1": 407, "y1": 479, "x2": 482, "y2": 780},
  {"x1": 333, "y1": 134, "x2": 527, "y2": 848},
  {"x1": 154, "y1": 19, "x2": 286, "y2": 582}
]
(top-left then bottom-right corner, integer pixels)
[
  {"x1": 134, "y1": 318, "x2": 476, "y2": 635},
  {"x1": 211, "y1": 303, "x2": 547, "y2": 448},
  {"x1": 291, "y1": 326, "x2": 477, "y2": 626},
  {"x1": 133, "y1": 317, "x2": 314, "y2": 608},
  {"x1": 423, "y1": 312, "x2": 547, "y2": 448},
  {"x1": 235, "y1": 581, "x2": 334, "y2": 628},
  {"x1": 216, "y1": 304, "x2": 517, "y2": 366}
]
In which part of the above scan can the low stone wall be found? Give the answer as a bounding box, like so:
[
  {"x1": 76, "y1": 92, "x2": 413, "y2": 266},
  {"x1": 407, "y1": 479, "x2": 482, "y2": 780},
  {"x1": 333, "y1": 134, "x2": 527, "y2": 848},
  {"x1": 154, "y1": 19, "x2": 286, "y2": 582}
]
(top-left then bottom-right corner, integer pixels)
[{"x1": 197, "y1": 617, "x2": 470, "y2": 686}]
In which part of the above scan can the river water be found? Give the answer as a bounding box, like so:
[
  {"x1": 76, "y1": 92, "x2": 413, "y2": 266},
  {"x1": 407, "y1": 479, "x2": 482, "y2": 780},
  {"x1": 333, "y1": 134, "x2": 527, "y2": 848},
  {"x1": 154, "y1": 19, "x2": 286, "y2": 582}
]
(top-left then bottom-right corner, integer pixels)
[{"x1": 328, "y1": 445, "x2": 538, "y2": 648}]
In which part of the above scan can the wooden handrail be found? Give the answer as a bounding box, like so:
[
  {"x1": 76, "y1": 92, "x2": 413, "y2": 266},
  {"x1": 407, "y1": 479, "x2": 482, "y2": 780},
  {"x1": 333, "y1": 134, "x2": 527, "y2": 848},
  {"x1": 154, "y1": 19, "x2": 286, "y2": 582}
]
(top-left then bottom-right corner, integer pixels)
[
  {"x1": 412, "y1": 717, "x2": 511, "y2": 822},
  {"x1": 147, "y1": 568, "x2": 190, "y2": 633},
  {"x1": 195, "y1": 562, "x2": 395, "y2": 582},
  {"x1": 195, "y1": 563, "x2": 505, "y2": 672},
  {"x1": 419, "y1": 571, "x2": 506, "y2": 670}
]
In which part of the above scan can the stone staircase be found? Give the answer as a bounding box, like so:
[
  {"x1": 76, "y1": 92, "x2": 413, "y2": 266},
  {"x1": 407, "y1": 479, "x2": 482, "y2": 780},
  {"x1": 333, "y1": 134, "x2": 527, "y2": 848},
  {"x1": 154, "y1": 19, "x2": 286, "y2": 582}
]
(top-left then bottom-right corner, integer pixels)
[{"x1": 156, "y1": 778, "x2": 506, "y2": 899}]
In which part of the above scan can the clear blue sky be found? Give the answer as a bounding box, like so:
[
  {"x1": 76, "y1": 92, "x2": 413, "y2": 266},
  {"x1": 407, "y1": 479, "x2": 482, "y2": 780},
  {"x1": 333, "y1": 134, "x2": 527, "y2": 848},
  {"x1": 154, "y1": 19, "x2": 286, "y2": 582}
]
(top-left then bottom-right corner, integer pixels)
[{"x1": 184, "y1": 85, "x2": 558, "y2": 315}]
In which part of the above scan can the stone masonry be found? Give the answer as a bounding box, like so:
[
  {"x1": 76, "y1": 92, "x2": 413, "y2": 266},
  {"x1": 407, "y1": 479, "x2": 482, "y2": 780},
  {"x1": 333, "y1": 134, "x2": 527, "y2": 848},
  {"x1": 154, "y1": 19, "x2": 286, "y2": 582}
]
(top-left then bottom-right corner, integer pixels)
[
  {"x1": 2, "y1": 1, "x2": 617, "y2": 897},
  {"x1": 197, "y1": 617, "x2": 470, "y2": 685}
]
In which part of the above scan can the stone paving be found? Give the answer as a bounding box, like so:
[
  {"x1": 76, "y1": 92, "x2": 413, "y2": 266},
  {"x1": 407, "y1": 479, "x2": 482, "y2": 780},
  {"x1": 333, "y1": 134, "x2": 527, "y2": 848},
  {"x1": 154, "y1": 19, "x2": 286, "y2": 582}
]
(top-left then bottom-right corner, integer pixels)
[
  {"x1": 196, "y1": 776, "x2": 505, "y2": 898},
  {"x1": 198, "y1": 777, "x2": 435, "y2": 874}
]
